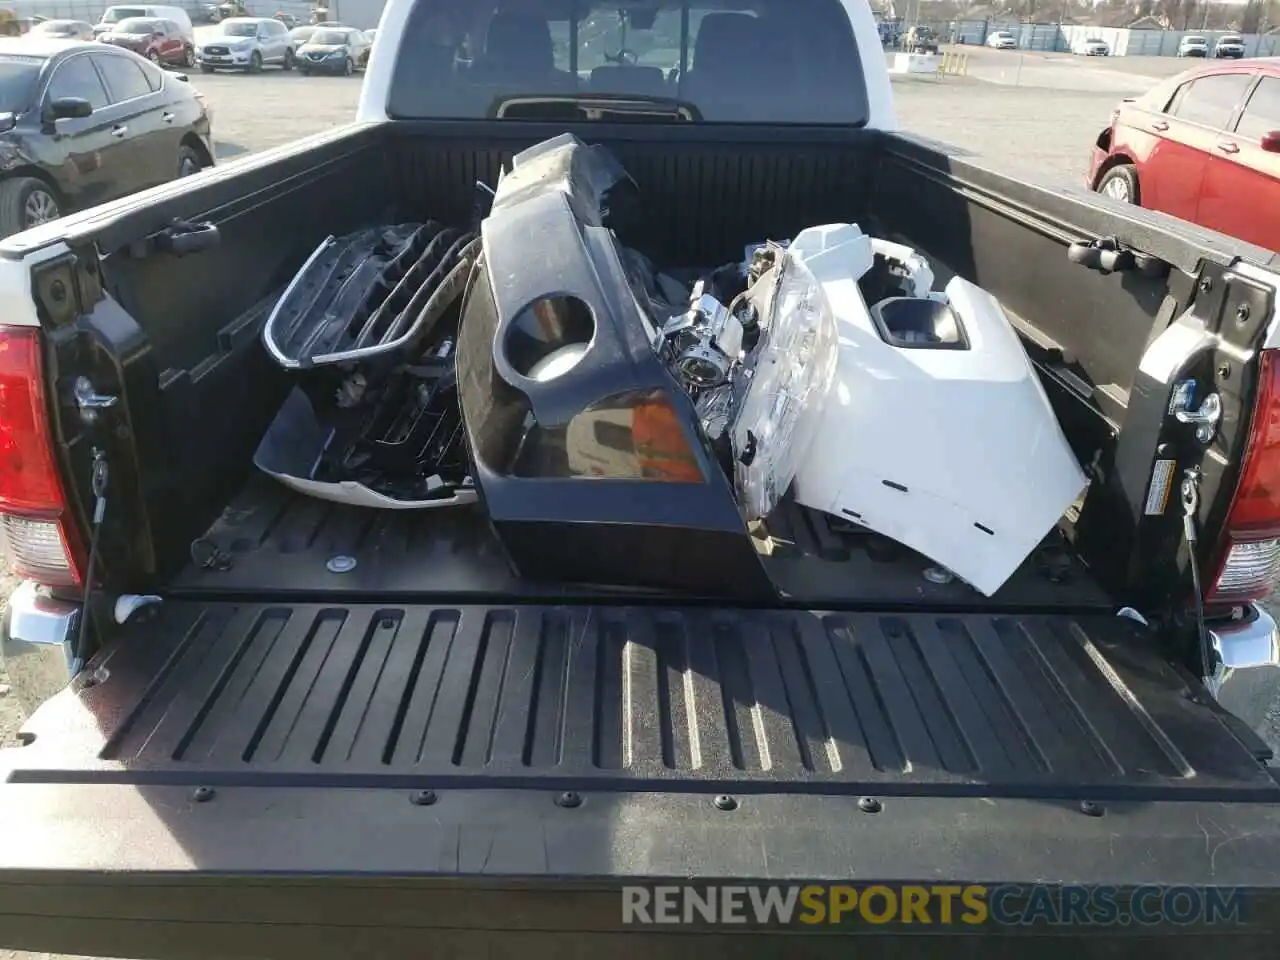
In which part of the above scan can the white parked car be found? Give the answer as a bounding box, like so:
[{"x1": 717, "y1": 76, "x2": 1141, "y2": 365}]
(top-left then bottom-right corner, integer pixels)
[
  {"x1": 1074, "y1": 37, "x2": 1110, "y2": 56},
  {"x1": 1214, "y1": 34, "x2": 1246, "y2": 58},
  {"x1": 93, "y1": 4, "x2": 193, "y2": 39},
  {"x1": 1178, "y1": 35, "x2": 1209, "y2": 57},
  {"x1": 196, "y1": 16, "x2": 295, "y2": 72},
  {"x1": 986, "y1": 31, "x2": 1016, "y2": 50}
]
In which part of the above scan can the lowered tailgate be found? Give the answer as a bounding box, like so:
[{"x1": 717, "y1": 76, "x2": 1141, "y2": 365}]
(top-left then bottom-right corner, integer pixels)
[{"x1": 2, "y1": 602, "x2": 1280, "y2": 958}]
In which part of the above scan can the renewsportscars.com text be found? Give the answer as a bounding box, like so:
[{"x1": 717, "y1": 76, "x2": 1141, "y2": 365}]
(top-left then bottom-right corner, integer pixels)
[{"x1": 621, "y1": 884, "x2": 1247, "y2": 927}]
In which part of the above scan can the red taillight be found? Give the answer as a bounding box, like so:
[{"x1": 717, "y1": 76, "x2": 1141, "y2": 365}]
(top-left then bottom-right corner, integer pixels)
[
  {"x1": 0, "y1": 325, "x2": 81, "y2": 587},
  {"x1": 1208, "y1": 349, "x2": 1280, "y2": 603}
]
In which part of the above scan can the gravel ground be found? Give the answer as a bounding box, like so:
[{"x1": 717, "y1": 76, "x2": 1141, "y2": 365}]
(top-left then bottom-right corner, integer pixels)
[
  {"x1": 0, "y1": 50, "x2": 1272, "y2": 960},
  {"x1": 892, "y1": 74, "x2": 1117, "y2": 186}
]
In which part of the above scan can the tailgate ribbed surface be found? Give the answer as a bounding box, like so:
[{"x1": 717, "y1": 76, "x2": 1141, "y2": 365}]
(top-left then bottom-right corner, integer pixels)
[{"x1": 16, "y1": 603, "x2": 1274, "y2": 799}]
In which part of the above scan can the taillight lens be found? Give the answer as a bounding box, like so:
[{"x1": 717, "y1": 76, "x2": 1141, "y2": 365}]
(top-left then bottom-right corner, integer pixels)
[
  {"x1": 1208, "y1": 349, "x2": 1280, "y2": 603},
  {"x1": 0, "y1": 325, "x2": 81, "y2": 586}
]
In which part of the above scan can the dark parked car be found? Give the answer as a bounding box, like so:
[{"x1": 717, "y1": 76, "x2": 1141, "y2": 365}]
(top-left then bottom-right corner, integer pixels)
[
  {"x1": 289, "y1": 18, "x2": 348, "y2": 44},
  {"x1": 296, "y1": 26, "x2": 369, "y2": 75},
  {"x1": 0, "y1": 37, "x2": 213, "y2": 235},
  {"x1": 27, "y1": 19, "x2": 95, "y2": 41},
  {"x1": 98, "y1": 17, "x2": 194, "y2": 67}
]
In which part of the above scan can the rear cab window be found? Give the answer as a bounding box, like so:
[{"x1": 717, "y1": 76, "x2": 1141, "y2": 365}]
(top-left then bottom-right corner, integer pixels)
[
  {"x1": 386, "y1": 0, "x2": 868, "y2": 124},
  {"x1": 1235, "y1": 75, "x2": 1280, "y2": 141},
  {"x1": 1165, "y1": 72, "x2": 1254, "y2": 128}
]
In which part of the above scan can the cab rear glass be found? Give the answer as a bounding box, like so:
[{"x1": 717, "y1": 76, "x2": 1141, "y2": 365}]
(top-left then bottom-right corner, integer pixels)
[{"x1": 386, "y1": 0, "x2": 869, "y2": 125}]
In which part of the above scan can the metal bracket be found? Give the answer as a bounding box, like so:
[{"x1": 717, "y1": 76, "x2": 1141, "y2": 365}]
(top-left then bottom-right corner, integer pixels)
[
  {"x1": 73, "y1": 376, "x2": 118, "y2": 426},
  {"x1": 1173, "y1": 389, "x2": 1222, "y2": 444},
  {"x1": 74, "y1": 378, "x2": 119, "y2": 409}
]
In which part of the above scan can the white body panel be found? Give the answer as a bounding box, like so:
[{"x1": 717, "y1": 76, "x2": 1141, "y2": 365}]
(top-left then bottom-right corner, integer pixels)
[
  {"x1": 788, "y1": 224, "x2": 1088, "y2": 597},
  {"x1": 889, "y1": 52, "x2": 938, "y2": 75}
]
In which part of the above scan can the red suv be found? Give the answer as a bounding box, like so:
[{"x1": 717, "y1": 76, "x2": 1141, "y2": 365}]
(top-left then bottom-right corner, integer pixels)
[
  {"x1": 1087, "y1": 59, "x2": 1280, "y2": 252},
  {"x1": 99, "y1": 17, "x2": 194, "y2": 67}
]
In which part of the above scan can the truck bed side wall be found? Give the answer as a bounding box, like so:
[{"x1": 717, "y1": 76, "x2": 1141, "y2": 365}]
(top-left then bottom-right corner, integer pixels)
[{"x1": 48, "y1": 125, "x2": 393, "y2": 584}]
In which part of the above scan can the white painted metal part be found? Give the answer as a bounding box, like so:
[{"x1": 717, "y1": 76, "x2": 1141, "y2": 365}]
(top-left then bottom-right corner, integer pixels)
[
  {"x1": 113, "y1": 594, "x2": 163, "y2": 625},
  {"x1": 890, "y1": 52, "x2": 940, "y2": 75},
  {"x1": 788, "y1": 223, "x2": 1088, "y2": 597}
]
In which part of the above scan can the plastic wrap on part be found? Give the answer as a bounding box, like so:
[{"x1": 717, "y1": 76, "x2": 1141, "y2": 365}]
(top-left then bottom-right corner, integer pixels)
[{"x1": 731, "y1": 251, "x2": 839, "y2": 519}]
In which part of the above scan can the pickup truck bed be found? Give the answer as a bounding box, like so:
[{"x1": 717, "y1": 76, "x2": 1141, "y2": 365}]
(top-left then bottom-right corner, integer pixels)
[{"x1": 8, "y1": 106, "x2": 1280, "y2": 959}]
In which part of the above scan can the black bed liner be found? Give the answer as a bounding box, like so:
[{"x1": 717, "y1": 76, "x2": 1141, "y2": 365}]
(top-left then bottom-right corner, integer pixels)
[
  {"x1": 8, "y1": 597, "x2": 1280, "y2": 959},
  {"x1": 10, "y1": 597, "x2": 1274, "y2": 801},
  {"x1": 172, "y1": 473, "x2": 1111, "y2": 610}
]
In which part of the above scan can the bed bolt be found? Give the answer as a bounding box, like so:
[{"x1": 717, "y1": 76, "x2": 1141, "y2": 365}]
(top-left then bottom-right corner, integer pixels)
[
  {"x1": 191, "y1": 786, "x2": 215, "y2": 803},
  {"x1": 923, "y1": 566, "x2": 954, "y2": 585},
  {"x1": 1235, "y1": 303, "x2": 1251, "y2": 324},
  {"x1": 1199, "y1": 276, "x2": 1213, "y2": 293},
  {"x1": 857, "y1": 797, "x2": 882, "y2": 814},
  {"x1": 410, "y1": 790, "x2": 437, "y2": 806},
  {"x1": 1079, "y1": 799, "x2": 1104, "y2": 818},
  {"x1": 326, "y1": 555, "x2": 357, "y2": 574},
  {"x1": 556, "y1": 791, "x2": 583, "y2": 809},
  {"x1": 49, "y1": 279, "x2": 66, "y2": 303},
  {"x1": 713, "y1": 795, "x2": 738, "y2": 812},
  {"x1": 1218, "y1": 362, "x2": 1232, "y2": 380}
]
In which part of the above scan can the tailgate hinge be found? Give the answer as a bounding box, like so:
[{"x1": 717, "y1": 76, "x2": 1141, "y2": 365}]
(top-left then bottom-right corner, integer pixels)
[{"x1": 73, "y1": 375, "x2": 118, "y2": 426}]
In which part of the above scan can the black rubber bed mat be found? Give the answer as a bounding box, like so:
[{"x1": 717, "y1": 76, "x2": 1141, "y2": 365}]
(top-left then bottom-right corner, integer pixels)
[{"x1": 10, "y1": 601, "x2": 1276, "y2": 801}]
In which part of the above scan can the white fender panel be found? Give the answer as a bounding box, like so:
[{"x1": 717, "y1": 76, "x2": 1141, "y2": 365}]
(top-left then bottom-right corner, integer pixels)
[{"x1": 791, "y1": 270, "x2": 1087, "y2": 597}]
